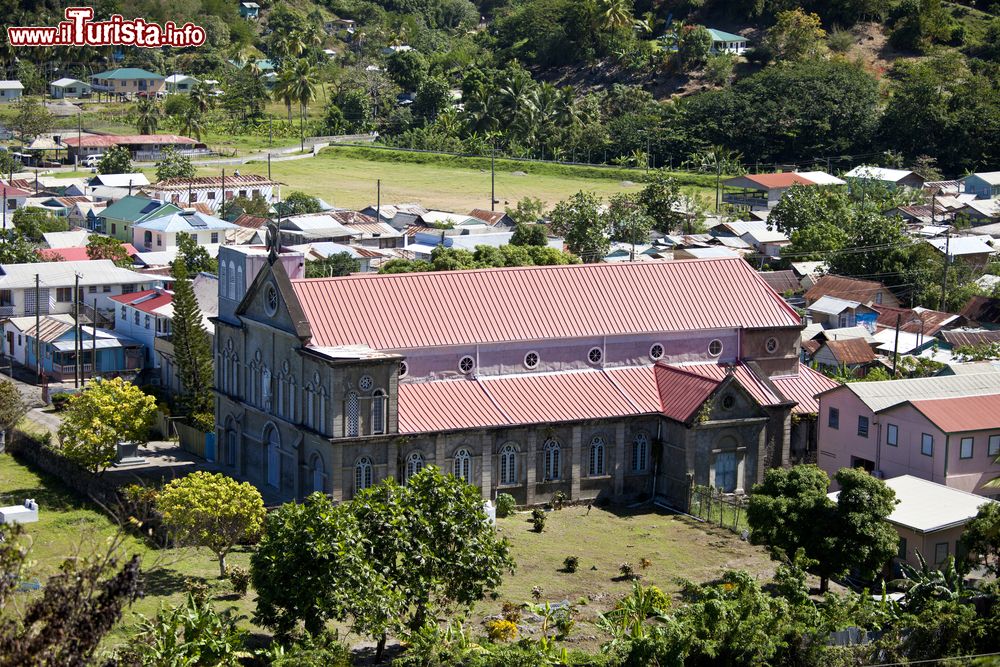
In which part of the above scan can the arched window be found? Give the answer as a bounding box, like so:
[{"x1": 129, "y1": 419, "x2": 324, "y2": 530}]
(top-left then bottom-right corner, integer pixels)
[
  {"x1": 355, "y1": 457, "x2": 373, "y2": 493},
  {"x1": 346, "y1": 392, "x2": 359, "y2": 437},
  {"x1": 286, "y1": 375, "x2": 297, "y2": 421},
  {"x1": 219, "y1": 261, "x2": 226, "y2": 290},
  {"x1": 632, "y1": 433, "x2": 649, "y2": 473},
  {"x1": 589, "y1": 436, "x2": 606, "y2": 476},
  {"x1": 264, "y1": 425, "x2": 280, "y2": 488},
  {"x1": 453, "y1": 448, "x2": 471, "y2": 483},
  {"x1": 224, "y1": 417, "x2": 237, "y2": 467},
  {"x1": 304, "y1": 383, "x2": 315, "y2": 427},
  {"x1": 236, "y1": 265, "x2": 244, "y2": 295},
  {"x1": 499, "y1": 443, "x2": 518, "y2": 486},
  {"x1": 316, "y1": 385, "x2": 328, "y2": 434},
  {"x1": 372, "y1": 389, "x2": 386, "y2": 435},
  {"x1": 143, "y1": 230, "x2": 152, "y2": 246},
  {"x1": 543, "y1": 439, "x2": 561, "y2": 482},
  {"x1": 405, "y1": 452, "x2": 424, "y2": 482},
  {"x1": 227, "y1": 260, "x2": 236, "y2": 300},
  {"x1": 310, "y1": 453, "x2": 325, "y2": 494},
  {"x1": 230, "y1": 354, "x2": 239, "y2": 397}
]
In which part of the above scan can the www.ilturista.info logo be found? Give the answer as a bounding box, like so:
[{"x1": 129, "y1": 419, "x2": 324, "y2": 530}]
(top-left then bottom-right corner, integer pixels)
[{"x1": 7, "y1": 7, "x2": 206, "y2": 48}]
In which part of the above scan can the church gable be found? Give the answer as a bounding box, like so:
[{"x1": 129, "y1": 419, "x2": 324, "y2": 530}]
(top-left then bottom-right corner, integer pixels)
[
  {"x1": 699, "y1": 377, "x2": 769, "y2": 423},
  {"x1": 237, "y1": 259, "x2": 310, "y2": 340}
]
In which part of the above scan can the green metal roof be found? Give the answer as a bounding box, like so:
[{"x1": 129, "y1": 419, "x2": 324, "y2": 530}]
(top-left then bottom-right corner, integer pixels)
[
  {"x1": 707, "y1": 28, "x2": 747, "y2": 43},
  {"x1": 100, "y1": 196, "x2": 170, "y2": 223},
  {"x1": 91, "y1": 68, "x2": 164, "y2": 80}
]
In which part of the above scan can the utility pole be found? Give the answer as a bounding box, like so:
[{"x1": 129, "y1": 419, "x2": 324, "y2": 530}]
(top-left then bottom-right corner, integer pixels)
[
  {"x1": 77, "y1": 108, "x2": 82, "y2": 169},
  {"x1": 92, "y1": 298, "x2": 96, "y2": 384},
  {"x1": 2, "y1": 186, "x2": 6, "y2": 231},
  {"x1": 221, "y1": 168, "x2": 225, "y2": 219},
  {"x1": 490, "y1": 142, "x2": 496, "y2": 212},
  {"x1": 34, "y1": 274, "x2": 40, "y2": 382},
  {"x1": 891, "y1": 313, "x2": 901, "y2": 378},
  {"x1": 376, "y1": 179, "x2": 381, "y2": 221},
  {"x1": 267, "y1": 153, "x2": 271, "y2": 181},
  {"x1": 940, "y1": 230, "x2": 951, "y2": 312},
  {"x1": 73, "y1": 273, "x2": 80, "y2": 388}
]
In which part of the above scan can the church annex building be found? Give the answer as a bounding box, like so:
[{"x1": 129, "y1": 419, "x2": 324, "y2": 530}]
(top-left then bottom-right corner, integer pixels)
[{"x1": 213, "y1": 245, "x2": 836, "y2": 509}]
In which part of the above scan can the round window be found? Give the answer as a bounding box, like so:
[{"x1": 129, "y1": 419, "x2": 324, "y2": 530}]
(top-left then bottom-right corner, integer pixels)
[
  {"x1": 765, "y1": 337, "x2": 779, "y2": 354},
  {"x1": 398, "y1": 361, "x2": 408, "y2": 378},
  {"x1": 459, "y1": 355, "x2": 476, "y2": 374},
  {"x1": 587, "y1": 347, "x2": 603, "y2": 364},
  {"x1": 708, "y1": 339, "x2": 723, "y2": 357},
  {"x1": 359, "y1": 375, "x2": 374, "y2": 391},
  {"x1": 722, "y1": 395, "x2": 736, "y2": 410},
  {"x1": 524, "y1": 351, "x2": 539, "y2": 369},
  {"x1": 264, "y1": 284, "x2": 278, "y2": 316},
  {"x1": 649, "y1": 343, "x2": 664, "y2": 361}
]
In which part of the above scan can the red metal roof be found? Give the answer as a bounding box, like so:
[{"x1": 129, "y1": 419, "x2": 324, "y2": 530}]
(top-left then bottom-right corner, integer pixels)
[
  {"x1": 908, "y1": 394, "x2": 1000, "y2": 433},
  {"x1": 744, "y1": 173, "x2": 815, "y2": 189},
  {"x1": 654, "y1": 365, "x2": 721, "y2": 422},
  {"x1": 771, "y1": 365, "x2": 840, "y2": 414},
  {"x1": 292, "y1": 258, "x2": 801, "y2": 350},
  {"x1": 153, "y1": 174, "x2": 280, "y2": 190},
  {"x1": 37, "y1": 243, "x2": 138, "y2": 261},
  {"x1": 63, "y1": 134, "x2": 198, "y2": 148},
  {"x1": 0, "y1": 182, "x2": 33, "y2": 196},
  {"x1": 397, "y1": 379, "x2": 507, "y2": 433},
  {"x1": 483, "y1": 371, "x2": 640, "y2": 425},
  {"x1": 670, "y1": 362, "x2": 785, "y2": 407},
  {"x1": 109, "y1": 289, "x2": 173, "y2": 314}
]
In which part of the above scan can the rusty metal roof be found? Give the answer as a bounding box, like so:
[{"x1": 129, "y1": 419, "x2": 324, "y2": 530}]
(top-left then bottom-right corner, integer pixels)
[
  {"x1": 823, "y1": 338, "x2": 876, "y2": 365},
  {"x1": 907, "y1": 394, "x2": 1000, "y2": 433},
  {"x1": 292, "y1": 258, "x2": 802, "y2": 350},
  {"x1": 654, "y1": 365, "x2": 721, "y2": 422},
  {"x1": 771, "y1": 365, "x2": 840, "y2": 414}
]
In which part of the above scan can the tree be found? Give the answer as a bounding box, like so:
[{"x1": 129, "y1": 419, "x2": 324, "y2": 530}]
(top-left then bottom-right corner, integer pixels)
[
  {"x1": 86, "y1": 235, "x2": 132, "y2": 267},
  {"x1": 548, "y1": 190, "x2": 609, "y2": 261},
  {"x1": 784, "y1": 221, "x2": 849, "y2": 261},
  {"x1": 832, "y1": 467, "x2": 899, "y2": 584},
  {"x1": 413, "y1": 75, "x2": 453, "y2": 122},
  {"x1": 0, "y1": 229, "x2": 39, "y2": 263},
  {"x1": 180, "y1": 108, "x2": 205, "y2": 141},
  {"x1": 157, "y1": 471, "x2": 266, "y2": 577},
  {"x1": 677, "y1": 26, "x2": 712, "y2": 70},
  {"x1": 960, "y1": 502, "x2": 1000, "y2": 575},
  {"x1": 278, "y1": 191, "x2": 322, "y2": 216},
  {"x1": 511, "y1": 224, "x2": 548, "y2": 246},
  {"x1": 769, "y1": 184, "x2": 852, "y2": 235},
  {"x1": 176, "y1": 232, "x2": 217, "y2": 275},
  {"x1": 605, "y1": 193, "x2": 653, "y2": 247},
  {"x1": 11, "y1": 207, "x2": 68, "y2": 242},
  {"x1": 889, "y1": 0, "x2": 954, "y2": 52},
  {"x1": 134, "y1": 98, "x2": 160, "y2": 135},
  {"x1": 10, "y1": 98, "x2": 52, "y2": 144},
  {"x1": 170, "y1": 259, "x2": 214, "y2": 426},
  {"x1": 97, "y1": 145, "x2": 133, "y2": 175},
  {"x1": 57, "y1": 377, "x2": 157, "y2": 474},
  {"x1": 155, "y1": 146, "x2": 196, "y2": 180},
  {"x1": 765, "y1": 9, "x2": 828, "y2": 62},
  {"x1": 598, "y1": 0, "x2": 634, "y2": 32},
  {"x1": 229, "y1": 193, "x2": 271, "y2": 219},
  {"x1": 189, "y1": 82, "x2": 214, "y2": 114},
  {"x1": 637, "y1": 170, "x2": 683, "y2": 231},
  {"x1": 0, "y1": 379, "x2": 25, "y2": 446},
  {"x1": 252, "y1": 493, "x2": 399, "y2": 638},
  {"x1": 306, "y1": 252, "x2": 360, "y2": 277},
  {"x1": 387, "y1": 49, "x2": 429, "y2": 91},
  {"x1": 828, "y1": 212, "x2": 912, "y2": 289},
  {"x1": 506, "y1": 196, "x2": 546, "y2": 225}
]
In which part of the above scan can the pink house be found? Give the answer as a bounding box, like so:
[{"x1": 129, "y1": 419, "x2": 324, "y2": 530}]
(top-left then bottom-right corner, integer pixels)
[{"x1": 816, "y1": 372, "x2": 1000, "y2": 495}]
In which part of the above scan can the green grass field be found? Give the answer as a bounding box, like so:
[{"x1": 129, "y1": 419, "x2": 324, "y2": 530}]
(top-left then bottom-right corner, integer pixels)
[{"x1": 0, "y1": 449, "x2": 775, "y2": 654}]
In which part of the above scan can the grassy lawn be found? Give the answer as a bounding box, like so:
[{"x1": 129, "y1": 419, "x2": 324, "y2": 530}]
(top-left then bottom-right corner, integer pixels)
[
  {"x1": 1, "y1": 449, "x2": 773, "y2": 654},
  {"x1": 193, "y1": 148, "x2": 715, "y2": 212}
]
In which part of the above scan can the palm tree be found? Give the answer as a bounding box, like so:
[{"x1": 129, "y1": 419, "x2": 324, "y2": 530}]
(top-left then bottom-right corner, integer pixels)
[
  {"x1": 181, "y1": 108, "x2": 204, "y2": 140},
  {"x1": 598, "y1": 0, "x2": 635, "y2": 33},
  {"x1": 135, "y1": 98, "x2": 159, "y2": 134},
  {"x1": 273, "y1": 68, "x2": 297, "y2": 121},
  {"x1": 685, "y1": 145, "x2": 744, "y2": 212},
  {"x1": 190, "y1": 82, "x2": 213, "y2": 114},
  {"x1": 287, "y1": 59, "x2": 319, "y2": 149}
]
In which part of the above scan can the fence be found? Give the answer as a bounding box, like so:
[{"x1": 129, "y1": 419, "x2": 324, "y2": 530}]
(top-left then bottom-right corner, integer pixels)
[{"x1": 688, "y1": 486, "x2": 749, "y2": 535}]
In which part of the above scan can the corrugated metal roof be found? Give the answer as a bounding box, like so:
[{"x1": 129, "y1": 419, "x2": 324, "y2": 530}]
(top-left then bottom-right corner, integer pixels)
[
  {"x1": 758, "y1": 270, "x2": 801, "y2": 294},
  {"x1": 292, "y1": 258, "x2": 801, "y2": 350},
  {"x1": 809, "y1": 295, "x2": 861, "y2": 315},
  {"x1": 771, "y1": 365, "x2": 840, "y2": 414},
  {"x1": 940, "y1": 329, "x2": 1000, "y2": 347},
  {"x1": 806, "y1": 275, "x2": 892, "y2": 306},
  {"x1": 63, "y1": 134, "x2": 197, "y2": 148},
  {"x1": 873, "y1": 305, "x2": 958, "y2": 336},
  {"x1": 671, "y1": 362, "x2": 785, "y2": 407},
  {"x1": 907, "y1": 394, "x2": 1000, "y2": 433},
  {"x1": 960, "y1": 296, "x2": 1000, "y2": 325},
  {"x1": 6, "y1": 314, "x2": 73, "y2": 342},
  {"x1": 0, "y1": 260, "x2": 150, "y2": 289},
  {"x1": 152, "y1": 174, "x2": 279, "y2": 190},
  {"x1": 654, "y1": 365, "x2": 720, "y2": 422},
  {"x1": 823, "y1": 338, "x2": 875, "y2": 365},
  {"x1": 397, "y1": 379, "x2": 507, "y2": 433},
  {"x1": 824, "y1": 372, "x2": 1000, "y2": 412}
]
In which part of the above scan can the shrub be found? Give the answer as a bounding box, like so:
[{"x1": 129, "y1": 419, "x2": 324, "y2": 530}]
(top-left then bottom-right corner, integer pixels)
[
  {"x1": 531, "y1": 586, "x2": 543, "y2": 601},
  {"x1": 552, "y1": 490, "x2": 568, "y2": 509},
  {"x1": 50, "y1": 393, "x2": 72, "y2": 411},
  {"x1": 619, "y1": 562, "x2": 637, "y2": 580},
  {"x1": 228, "y1": 566, "x2": 251, "y2": 597},
  {"x1": 828, "y1": 26, "x2": 855, "y2": 53},
  {"x1": 485, "y1": 618, "x2": 518, "y2": 642},
  {"x1": 531, "y1": 508, "x2": 546, "y2": 533},
  {"x1": 496, "y1": 493, "x2": 516, "y2": 518},
  {"x1": 564, "y1": 555, "x2": 580, "y2": 573},
  {"x1": 501, "y1": 600, "x2": 521, "y2": 624},
  {"x1": 640, "y1": 557, "x2": 653, "y2": 571}
]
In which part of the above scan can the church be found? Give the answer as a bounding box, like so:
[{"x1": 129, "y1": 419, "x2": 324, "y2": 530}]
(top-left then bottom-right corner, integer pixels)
[{"x1": 212, "y1": 240, "x2": 836, "y2": 508}]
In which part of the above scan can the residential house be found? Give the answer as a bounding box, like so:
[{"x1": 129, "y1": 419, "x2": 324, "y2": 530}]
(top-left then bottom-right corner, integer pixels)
[
  {"x1": 213, "y1": 249, "x2": 828, "y2": 505},
  {"x1": 89, "y1": 173, "x2": 151, "y2": 189},
  {"x1": 132, "y1": 209, "x2": 240, "y2": 252},
  {"x1": 0, "y1": 81, "x2": 23, "y2": 103},
  {"x1": 90, "y1": 68, "x2": 164, "y2": 97},
  {"x1": 0, "y1": 260, "x2": 153, "y2": 321},
  {"x1": 812, "y1": 337, "x2": 877, "y2": 376},
  {"x1": 960, "y1": 296, "x2": 1000, "y2": 329},
  {"x1": 830, "y1": 476, "x2": 996, "y2": 568},
  {"x1": 24, "y1": 195, "x2": 92, "y2": 218},
  {"x1": 706, "y1": 28, "x2": 749, "y2": 54},
  {"x1": 1, "y1": 314, "x2": 144, "y2": 381},
  {"x1": 111, "y1": 288, "x2": 173, "y2": 368},
  {"x1": 816, "y1": 373, "x2": 1000, "y2": 495},
  {"x1": 844, "y1": 166, "x2": 926, "y2": 191},
  {"x1": 289, "y1": 242, "x2": 383, "y2": 274},
  {"x1": 960, "y1": 172, "x2": 1000, "y2": 200},
  {"x1": 790, "y1": 261, "x2": 826, "y2": 291},
  {"x1": 721, "y1": 172, "x2": 845, "y2": 211},
  {"x1": 362, "y1": 203, "x2": 429, "y2": 227},
  {"x1": 873, "y1": 305, "x2": 962, "y2": 343},
  {"x1": 154, "y1": 273, "x2": 218, "y2": 392},
  {"x1": 37, "y1": 243, "x2": 138, "y2": 263},
  {"x1": 805, "y1": 274, "x2": 900, "y2": 309},
  {"x1": 146, "y1": 175, "x2": 281, "y2": 214},
  {"x1": 807, "y1": 296, "x2": 878, "y2": 330},
  {"x1": 63, "y1": 134, "x2": 201, "y2": 162},
  {"x1": 41, "y1": 229, "x2": 91, "y2": 249},
  {"x1": 279, "y1": 215, "x2": 359, "y2": 245},
  {"x1": 239, "y1": 1, "x2": 259, "y2": 18},
  {"x1": 673, "y1": 246, "x2": 742, "y2": 260},
  {"x1": 468, "y1": 209, "x2": 516, "y2": 229},
  {"x1": 97, "y1": 195, "x2": 180, "y2": 240},
  {"x1": 926, "y1": 236, "x2": 995, "y2": 268},
  {"x1": 68, "y1": 201, "x2": 107, "y2": 229},
  {"x1": 758, "y1": 270, "x2": 804, "y2": 296},
  {"x1": 939, "y1": 329, "x2": 1000, "y2": 349},
  {"x1": 0, "y1": 183, "x2": 31, "y2": 212},
  {"x1": 49, "y1": 78, "x2": 91, "y2": 99},
  {"x1": 956, "y1": 199, "x2": 1000, "y2": 225},
  {"x1": 164, "y1": 74, "x2": 200, "y2": 94}
]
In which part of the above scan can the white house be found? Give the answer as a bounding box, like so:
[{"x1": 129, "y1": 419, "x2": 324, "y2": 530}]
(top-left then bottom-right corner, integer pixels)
[
  {"x1": 164, "y1": 74, "x2": 200, "y2": 94},
  {"x1": 0, "y1": 259, "x2": 155, "y2": 321},
  {"x1": 845, "y1": 166, "x2": 926, "y2": 191},
  {"x1": 0, "y1": 81, "x2": 24, "y2": 103},
  {"x1": 707, "y1": 28, "x2": 749, "y2": 55},
  {"x1": 132, "y1": 209, "x2": 241, "y2": 251},
  {"x1": 145, "y1": 175, "x2": 281, "y2": 213},
  {"x1": 89, "y1": 173, "x2": 151, "y2": 189},
  {"x1": 49, "y1": 78, "x2": 92, "y2": 99}
]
